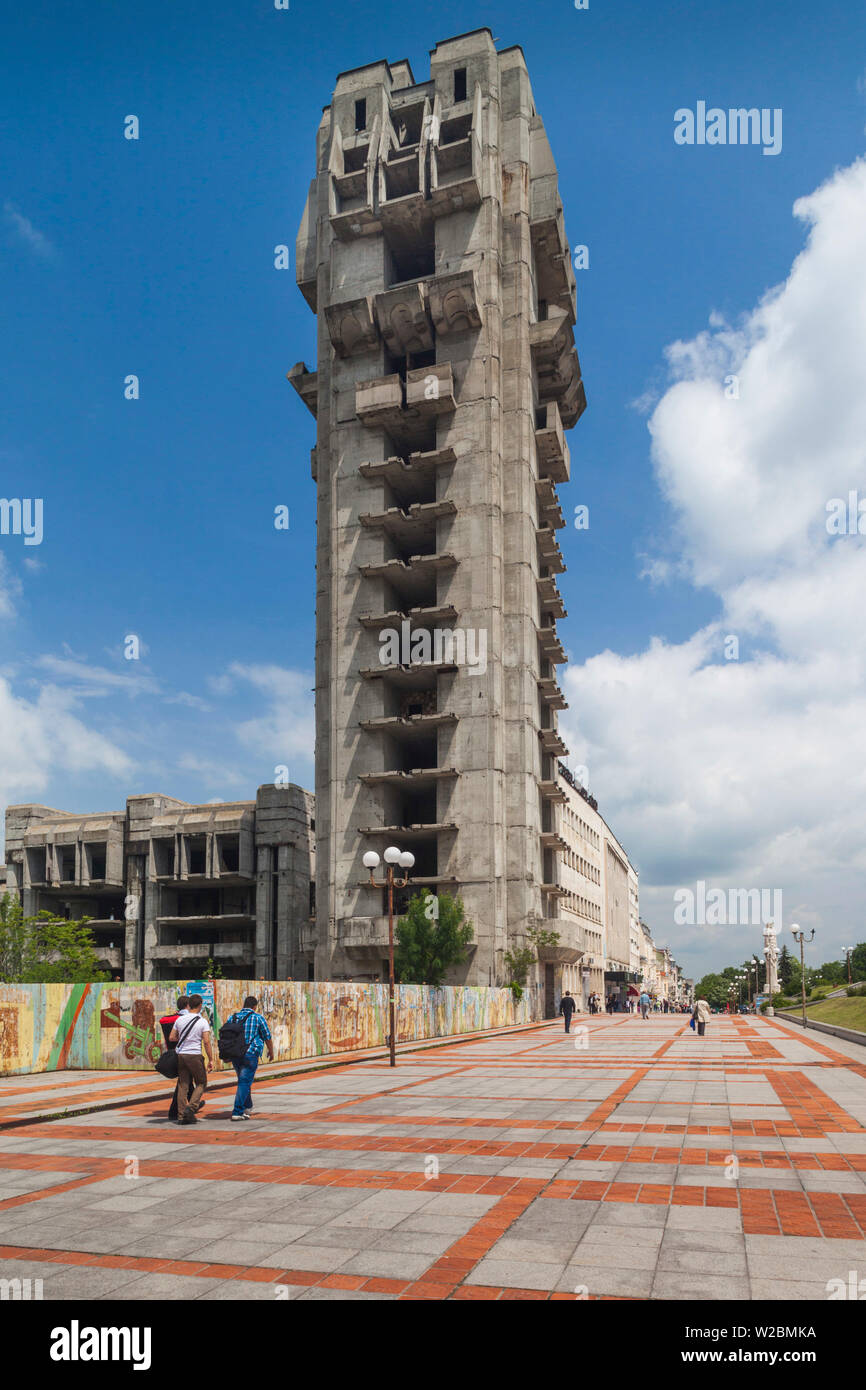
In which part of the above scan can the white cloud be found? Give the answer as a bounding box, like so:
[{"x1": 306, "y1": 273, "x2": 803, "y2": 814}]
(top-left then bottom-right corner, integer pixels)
[
  {"x1": 226, "y1": 663, "x2": 315, "y2": 766},
  {"x1": 0, "y1": 676, "x2": 133, "y2": 817},
  {"x1": 0, "y1": 555, "x2": 22, "y2": 620},
  {"x1": 3, "y1": 201, "x2": 56, "y2": 261},
  {"x1": 562, "y1": 156, "x2": 866, "y2": 975},
  {"x1": 34, "y1": 655, "x2": 161, "y2": 698}
]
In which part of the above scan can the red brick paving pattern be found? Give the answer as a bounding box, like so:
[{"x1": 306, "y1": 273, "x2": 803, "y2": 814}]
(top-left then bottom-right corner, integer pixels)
[{"x1": 1, "y1": 1013, "x2": 865, "y2": 1299}]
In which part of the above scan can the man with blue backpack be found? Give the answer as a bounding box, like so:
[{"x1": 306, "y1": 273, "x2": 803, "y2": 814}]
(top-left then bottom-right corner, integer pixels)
[{"x1": 218, "y1": 995, "x2": 274, "y2": 1121}]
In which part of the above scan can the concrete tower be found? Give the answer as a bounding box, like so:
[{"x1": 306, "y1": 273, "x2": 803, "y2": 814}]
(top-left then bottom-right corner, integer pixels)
[{"x1": 290, "y1": 29, "x2": 585, "y2": 984}]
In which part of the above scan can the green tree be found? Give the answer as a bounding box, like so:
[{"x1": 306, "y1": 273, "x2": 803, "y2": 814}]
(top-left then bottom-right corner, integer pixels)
[
  {"x1": 0, "y1": 894, "x2": 108, "y2": 984},
  {"x1": 394, "y1": 892, "x2": 474, "y2": 987},
  {"x1": 850, "y1": 943, "x2": 866, "y2": 982},
  {"x1": 504, "y1": 926, "x2": 561, "y2": 991},
  {"x1": 778, "y1": 943, "x2": 794, "y2": 990},
  {"x1": 816, "y1": 960, "x2": 845, "y2": 987},
  {"x1": 694, "y1": 972, "x2": 730, "y2": 1009}
]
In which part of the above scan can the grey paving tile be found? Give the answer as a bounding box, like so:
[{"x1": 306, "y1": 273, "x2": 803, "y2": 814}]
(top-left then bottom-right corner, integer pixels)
[
  {"x1": 665, "y1": 1206, "x2": 742, "y2": 1232},
  {"x1": 184, "y1": 1238, "x2": 292, "y2": 1265},
  {"x1": 268, "y1": 1243, "x2": 359, "y2": 1271},
  {"x1": 656, "y1": 1247, "x2": 747, "y2": 1276},
  {"x1": 340, "y1": 1250, "x2": 432, "y2": 1280},
  {"x1": 486, "y1": 1236, "x2": 580, "y2": 1264},
  {"x1": 569, "y1": 1238, "x2": 658, "y2": 1271},
  {"x1": 556, "y1": 1262, "x2": 654, "y2": 1297},
  {"x1": 651, "y1": 1270, "x2": 748, "y2": 1300},
  {"x1": 472, "y1": 1257, "x2": 566, "y2": 1291},
  {"x1": 587, "y1": 1203, "x2": 667, "y2": 1229},
  {"x1": 97, "y1": 1273, "x2": 227, "y2": 1299}
]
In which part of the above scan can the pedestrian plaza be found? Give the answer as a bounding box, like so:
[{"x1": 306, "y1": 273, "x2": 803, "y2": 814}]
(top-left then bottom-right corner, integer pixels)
[{"x1": 1, "y1": 1013, "x2": 864, "y2": 1300}]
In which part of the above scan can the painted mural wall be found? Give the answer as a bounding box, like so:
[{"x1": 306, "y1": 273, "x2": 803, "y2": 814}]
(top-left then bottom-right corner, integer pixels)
[{"x1": 0, "y1": 980, "x2": 541, "y2": 1077}]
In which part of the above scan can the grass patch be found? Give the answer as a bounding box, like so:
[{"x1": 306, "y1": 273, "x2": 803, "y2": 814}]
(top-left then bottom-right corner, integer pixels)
[{"x1": 790, "y1": 995, "x2": 866, "y2": 1033}]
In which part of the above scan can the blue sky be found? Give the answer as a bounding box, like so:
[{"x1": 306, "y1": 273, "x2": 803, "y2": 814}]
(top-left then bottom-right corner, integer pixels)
[{"x1": 2, "y1": 0, "x2": 865, "y2": 974}]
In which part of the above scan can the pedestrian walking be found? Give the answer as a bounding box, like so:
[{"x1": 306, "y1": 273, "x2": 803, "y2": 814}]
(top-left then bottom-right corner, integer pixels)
[
  {"x1": 218, "y1": 995, "x2": 275, "y2": 1121},
  {"x1": 169, "y1": 993, "x2": 214, "y2": 1124},
  {"x1": 159, "y1": 994, "x2": 190, "y2": 1121},
  {"x1": 692, "y1": 995, "x2": 711, "y2": 1038},
  {"x1": 639, "y1": 989, "x2": 651, "y2": 1020},
  {"x1": 559, "y1": 990, "x2": 577, "y2": 1033}
]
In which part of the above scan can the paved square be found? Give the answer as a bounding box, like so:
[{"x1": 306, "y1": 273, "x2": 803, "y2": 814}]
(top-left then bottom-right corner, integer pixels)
[{"x1": 1, "y1": 1014, "x2": 865, "y2": 1300}]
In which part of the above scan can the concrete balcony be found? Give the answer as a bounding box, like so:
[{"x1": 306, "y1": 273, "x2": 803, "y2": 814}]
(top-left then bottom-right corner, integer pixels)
[
  {"x1": 156, "y1": 914, "x2": 255, "y2": 930},
  {"x1": 540, "y1": 832, "x2": 568, "y2": 854},
  {"x1": 325, "y1": 295, "x2": 379, "y2": 357},
  {"x1": 538, "y1": 676, "x2": 568, "y2": 711},
  {"x1": 535, "y1": 402, "x2": 570, "y2": 484},
  {"x1": 358, "y1": 551, "x2": 457, "y2": 602},
  {"x1": 357, "y1": 767, "x2": 459, "y2": 786},
  {"x1": 359, "y1": 711, "x2": 458, "y2": 738},
  {"x1": 538, "y1": 625, "x2": 567, "y2": 664},
  {"x1": 358, "y1": 445, "x2": 456, "y2": 490},
  {"x1": 540, "y1": 881, "x2": 569, "y2": 899},
  {"x1": 540, "y1": 727, "x2": 569, "y2": 758},
  {"x1": 378, "y1": 146, "x2": 428, "y2": 229},
  {"x1": 359, "y1": 499, "x2": 456, "y2": 548},
  {"x1": 529, "y1": 183, "x2": 577, "y2": 321},
  {"x1": 356, "y1": 373, "x2": 403, "y2": 426},
  {"x1": 539, "y1": 780, "x2": 567, "y2": 804},
  {"x1": 359, "y1": 659, "x2": 458, "y2": 685},
  {"x1": 330, "y1": 132, "x2": 381, "y2": 241},
  {"x1": 405, "y1": 363, "x2": 456, "y2": 416},
  {"x1": 426, "y1": 269, "x2": 482, "y2": 335},
  {"x1": 539, "y1": 496, "x2": 565, "y2": 530},
  {"x1": 535, "y1": 477, "x2": 559, "y2": 510},
  {"x1": 287, "y1": 362, "x2": 318, "y2": 419},
  {"x1": 431, "y1": 118, "x2": 482, "y2": 217},
  {"x1": 537, "y1": 938, "x2": 585, "y2": 965},
  {"x1": 358, "y1": 604, "x2": 458, "y2": 630},
  {"x1": 375, "y1": 282, "x2": 433, "y2": 356},
  {"x1": 150, "y1": 940, "x2": 254, "y2": 964},
  {"x1": 537, "y1": 576, "x2": 566, "y2": 620},
  {"x1": 537, "y1": 526, "x2": 565, "y2": 575},
  {"x1": 359, "y1": 822, "x2": 458, "y2": 839},
  {"x1": 530, "y1": 312, "x2": 587, "y2": 430}
]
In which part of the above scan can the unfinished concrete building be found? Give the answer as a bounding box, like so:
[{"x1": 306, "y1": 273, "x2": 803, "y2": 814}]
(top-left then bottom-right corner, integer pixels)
[
  {"x1": 3, "y1": 785, "x2": 314, "y2": 981},
  {"x1": 289, "y1": 30, "x2": 586, "y2": 984}
]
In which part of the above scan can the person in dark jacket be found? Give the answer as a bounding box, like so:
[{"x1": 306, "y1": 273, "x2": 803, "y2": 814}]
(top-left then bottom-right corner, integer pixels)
[
  {"x1": 559, "y1": 990, "x2": 577, "y2": 1033},
  {"x1": 159, "y1": 995, "x2": 196, "y2": 1122}
]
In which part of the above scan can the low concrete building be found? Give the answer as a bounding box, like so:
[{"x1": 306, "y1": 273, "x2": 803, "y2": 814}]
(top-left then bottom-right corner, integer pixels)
[{"x1": 3, "y1": 785, "x2": 314, "y2": 982}]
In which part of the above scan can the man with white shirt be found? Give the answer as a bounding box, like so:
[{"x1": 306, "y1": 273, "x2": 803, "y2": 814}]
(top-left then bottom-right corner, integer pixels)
[{"x1": 169, "y1": 994, "x2": 214, "y2": 1125}]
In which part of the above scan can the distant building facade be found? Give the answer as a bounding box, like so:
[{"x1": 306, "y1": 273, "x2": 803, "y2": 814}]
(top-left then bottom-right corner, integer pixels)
[{"x1": 3, "y1": 786, "x2": 314, "y2": 982}]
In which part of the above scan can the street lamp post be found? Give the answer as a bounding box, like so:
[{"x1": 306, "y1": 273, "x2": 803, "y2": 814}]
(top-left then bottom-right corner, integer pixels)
[
  {"x1": 843, "y1": 947, "x2": 853, "y2": 988},
  {"x1": 363, "y1": 846, "x2": 415, "y2": 1067},
  {"x1": 752, "y1": 956, "x2": 765, "y2": 1012},
  {"x1": 790, "y1": 924, "x2": 816, "y2": 1029}
]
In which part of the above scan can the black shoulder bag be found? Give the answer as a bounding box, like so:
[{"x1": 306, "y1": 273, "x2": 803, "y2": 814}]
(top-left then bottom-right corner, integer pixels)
[{"x1": 154, "y1": 1015, "x2": 199, "y2": 1078}]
